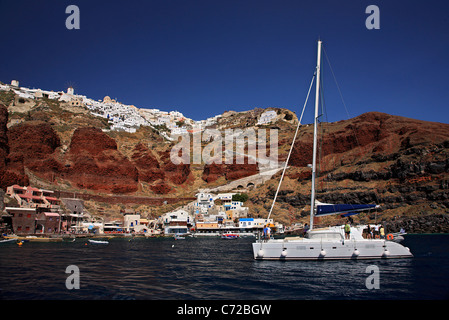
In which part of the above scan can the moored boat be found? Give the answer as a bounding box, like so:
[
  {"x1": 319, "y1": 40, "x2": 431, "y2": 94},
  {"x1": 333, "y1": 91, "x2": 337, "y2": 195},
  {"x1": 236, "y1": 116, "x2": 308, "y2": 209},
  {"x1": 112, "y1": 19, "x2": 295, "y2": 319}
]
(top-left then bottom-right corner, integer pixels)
[
  {"x1": 88, "y1": 239, "x2": 109, "y2": 244},
  {"x1": 3, "y1": 235, "x2": 63, "y2": 242},
  {"x1": 222, "y1": 233, "x2": 240, "y2": 239},
  {"x1": 252, "y1": 40, "x2": 413, "y2": 261},
  {"x1": 0, "y1": 238, "x2": 16, "y2": 243},
  {"x1": 253, "y1": 225, "x2": 412, "y2": 260}
]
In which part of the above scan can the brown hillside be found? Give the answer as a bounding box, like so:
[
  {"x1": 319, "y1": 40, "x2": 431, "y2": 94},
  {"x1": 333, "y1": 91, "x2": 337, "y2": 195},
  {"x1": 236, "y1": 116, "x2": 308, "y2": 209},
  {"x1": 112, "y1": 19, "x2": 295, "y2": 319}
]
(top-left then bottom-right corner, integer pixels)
[{"x1": 1, "y1": 95, "x2": 449, "y2": 223}]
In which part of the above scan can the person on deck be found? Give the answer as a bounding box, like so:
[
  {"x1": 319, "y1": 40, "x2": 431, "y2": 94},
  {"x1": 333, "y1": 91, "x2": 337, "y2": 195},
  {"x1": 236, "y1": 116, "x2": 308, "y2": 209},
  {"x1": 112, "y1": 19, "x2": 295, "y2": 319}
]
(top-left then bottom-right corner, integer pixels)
[
  {"x1": 303, "y1": 223, "x2": 309, "y2": 236},
  {"x1": 374, "y1": 225, "x2": 380, "y2": 238},
  {"x1": 344, "y1": 222, "x2": 351, "y2": 239},
  {"x1": 263, "y1": 225, "x2": 271, "y2": 240},
  {"x1": 365, "y1": 224, "x2": 372, "y2": 239},
  {"x1": 380, "y1": 225, "x2": 385, "y2": 239}
]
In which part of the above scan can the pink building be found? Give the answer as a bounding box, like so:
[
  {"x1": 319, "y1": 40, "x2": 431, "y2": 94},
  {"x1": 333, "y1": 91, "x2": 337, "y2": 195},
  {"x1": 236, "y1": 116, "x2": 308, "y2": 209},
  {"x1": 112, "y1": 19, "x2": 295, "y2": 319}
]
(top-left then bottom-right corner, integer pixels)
[
  {"x1": 5, "y1": 185, "x2": 62, "y2": 235},
  {"x1": 6, "y1": 185, "x2": 60, "y2": 209}
]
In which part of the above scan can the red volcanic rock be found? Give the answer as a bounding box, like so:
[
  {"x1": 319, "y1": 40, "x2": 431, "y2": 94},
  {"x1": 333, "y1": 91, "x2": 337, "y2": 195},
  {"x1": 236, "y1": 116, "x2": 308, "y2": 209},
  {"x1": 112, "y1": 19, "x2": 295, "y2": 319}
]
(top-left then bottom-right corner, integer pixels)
[
  {"x1": 8, "y1": 122, "x2": 61, "y2": 157},
  {"x1": 0, "y1": 104, "x2": 8, "y2": 171},
  {"x1": 0, "y1": 113, "x2": 29, "y2": 189},
  {"x1": 202, "y1": 156, "x2": 259, "y2": 183},
  {"x1": 150, "y1": 180, "x2": 172, "y2": 194},
  {"x1": 158, "y1": 150, "x2": 191, "y2": 185},
  {"x1": 132, "y1": 144, "x2": 189, "y2": 194},
  {"x1": 69, "y1": 126, "x2": 117, "y2": 155},
  {"x1": 66, "y1": 127, "x2": 138, "y2": 193},
  {"x1": 289, "y1": 112, "x2": 449, "y2": 169},
  {"x1": 0, "y1": 104, "x2": 10, "y2": 188},
  {"x1": 225, "y1": 162, "x2": 259, "y2": 181},
  {"x1": 131, "y1": 143, "x2": 159, "y2": 168},
  {"x1": 131, "y1": 143, "x2": 165, "y2": 182},
  {"x1": 5, "y1": 121, "x2": 62, "y2": 185},
  {"x1": 202, "y1": 163, "x2": 225, "y2": 183}
]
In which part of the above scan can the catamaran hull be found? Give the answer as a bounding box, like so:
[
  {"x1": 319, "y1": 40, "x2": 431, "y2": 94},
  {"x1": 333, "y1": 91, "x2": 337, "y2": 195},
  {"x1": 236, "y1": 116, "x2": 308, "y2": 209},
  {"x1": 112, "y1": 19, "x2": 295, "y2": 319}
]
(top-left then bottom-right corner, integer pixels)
[{"x1": 252, "y1": 239, "x2": 413, "y2": 260}]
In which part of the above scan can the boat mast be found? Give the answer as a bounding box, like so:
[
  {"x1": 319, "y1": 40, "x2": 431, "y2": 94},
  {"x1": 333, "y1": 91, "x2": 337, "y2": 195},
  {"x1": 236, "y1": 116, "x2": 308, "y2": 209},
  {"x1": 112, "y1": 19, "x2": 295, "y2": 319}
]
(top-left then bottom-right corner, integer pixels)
[{"x1": 309, "y1": 40, "x2": 322, "y2": 231}]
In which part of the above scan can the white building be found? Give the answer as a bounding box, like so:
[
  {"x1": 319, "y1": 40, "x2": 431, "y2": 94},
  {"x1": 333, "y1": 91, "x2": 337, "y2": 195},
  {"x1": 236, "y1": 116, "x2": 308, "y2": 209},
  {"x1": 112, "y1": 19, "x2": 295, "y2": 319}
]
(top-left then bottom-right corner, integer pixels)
[
  {"x1": 257, "y1": 110, "x2": 277, "y2": 125},
  {"x1": 161, "y1": 209, "x2": 193, "y2": 235},
  {"x1": 193, "y1": 192, "x2": 247, "y2": 214},
  {"x1": 207, "y1": 211, "x2": 227, "y2": 223},
  {"x1": 227, "y1": 201, "x2": 244, "y2": 210},
  {"x1": 157, "y1": 115, "x2": 171, "y2": 126},
  {"x1": 194, "y1": 192, "x2": 215, "y2": 214},
  {"x1": 76, "y1": 220, "x2": 104, "y2": 234},
  {"x1": 169, "y1": 110, "x2": 184, "y2": 119},
  {"x1": 59, "y1": 93, "x2": 74, "y2": 102},
  {"x1": 216, "y1": 193, "x2": 234, "y2": 210},
  {"x1": 238, "y1": 218, "x2": 274, "y2": 229},
  {"x1": 171, "y1": 127, "x2": 188, "y2": 135},
  {"x1": 0, "y1": 81, "x2": 201, "y2": 141},
  {"x1": 123, "y1": 214, "x2": 141, "y2": 232},
  {"x1": 217, "y1": 193, "x2": 233, "y2": 201}
]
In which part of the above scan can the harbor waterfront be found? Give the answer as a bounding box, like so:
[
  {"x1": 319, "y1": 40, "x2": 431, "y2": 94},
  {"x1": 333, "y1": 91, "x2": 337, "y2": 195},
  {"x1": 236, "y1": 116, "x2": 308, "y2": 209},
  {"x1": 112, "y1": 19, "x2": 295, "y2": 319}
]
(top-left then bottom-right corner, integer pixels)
[{"x1": 1, "y1": 234, "x2": 448, "y2": 300}]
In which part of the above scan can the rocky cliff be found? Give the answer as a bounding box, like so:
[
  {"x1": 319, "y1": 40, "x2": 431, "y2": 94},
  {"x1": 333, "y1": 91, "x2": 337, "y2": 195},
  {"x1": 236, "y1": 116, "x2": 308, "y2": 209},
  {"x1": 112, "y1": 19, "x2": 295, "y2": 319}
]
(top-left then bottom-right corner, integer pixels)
[
  {"x1": 0, "y1": 98, "x2": 262, "y2": 198},
  {"x1": 246, "y1": 112, "x2": 449, "y2": 227},
  {"x1": 0, "y1": 104, "x2": 9, "y2": 188},
  {"x1": 66, "y1": 127, "x2": 140, "y2": 193},
  {"x1": 1, "y1": 94, "x2": 449, "y2": 226}
]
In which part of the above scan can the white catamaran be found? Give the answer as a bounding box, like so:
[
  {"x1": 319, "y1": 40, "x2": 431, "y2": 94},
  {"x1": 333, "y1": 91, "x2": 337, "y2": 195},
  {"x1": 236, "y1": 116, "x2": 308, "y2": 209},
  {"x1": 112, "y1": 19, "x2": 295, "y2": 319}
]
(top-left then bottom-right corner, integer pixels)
[{"x1": 252, "y1": 40, "x2": 413, "y2": 260}]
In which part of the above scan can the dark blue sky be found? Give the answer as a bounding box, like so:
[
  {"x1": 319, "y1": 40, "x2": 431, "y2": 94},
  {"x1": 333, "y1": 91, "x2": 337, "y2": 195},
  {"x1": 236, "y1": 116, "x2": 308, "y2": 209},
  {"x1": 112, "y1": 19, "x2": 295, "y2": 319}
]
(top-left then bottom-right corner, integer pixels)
[{"x1": 0, "y1": 0, "x2": 448, "y2": 123}]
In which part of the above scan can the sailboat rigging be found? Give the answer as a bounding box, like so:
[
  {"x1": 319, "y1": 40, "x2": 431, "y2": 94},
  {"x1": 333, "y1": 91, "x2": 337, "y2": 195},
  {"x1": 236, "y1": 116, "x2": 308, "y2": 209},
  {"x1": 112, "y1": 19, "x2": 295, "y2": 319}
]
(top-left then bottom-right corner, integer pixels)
[{"x1": 252, "y1": 40, "x2": 413, "y2": 260}]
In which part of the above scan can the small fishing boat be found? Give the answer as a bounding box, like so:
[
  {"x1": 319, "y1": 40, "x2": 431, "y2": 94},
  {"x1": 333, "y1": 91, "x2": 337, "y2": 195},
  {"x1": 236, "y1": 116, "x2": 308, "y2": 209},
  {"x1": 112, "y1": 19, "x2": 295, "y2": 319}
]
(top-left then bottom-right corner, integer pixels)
[
  {"x1": 222, "y1": 233, "x2": 240, "y2": 240},
  {"x1": 0, "y1": 238, "x2": 15, "y2": 244},
  {"x1": 3, "y1": 235, "x2": 62, "y2": 242},
  {"x1": 88, "y1": 239, "x2": 109, "y2": 244},
  {"x1": 174, "y1": 233, "x2": 185, "y2": 240}
]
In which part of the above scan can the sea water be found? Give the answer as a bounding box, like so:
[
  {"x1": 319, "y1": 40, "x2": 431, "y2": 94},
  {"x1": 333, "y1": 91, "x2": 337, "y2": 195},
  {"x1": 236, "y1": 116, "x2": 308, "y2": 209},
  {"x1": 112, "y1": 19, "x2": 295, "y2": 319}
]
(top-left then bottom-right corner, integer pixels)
[{"x1": 0, "y1": 234, "x2": 448, "y2": 300}]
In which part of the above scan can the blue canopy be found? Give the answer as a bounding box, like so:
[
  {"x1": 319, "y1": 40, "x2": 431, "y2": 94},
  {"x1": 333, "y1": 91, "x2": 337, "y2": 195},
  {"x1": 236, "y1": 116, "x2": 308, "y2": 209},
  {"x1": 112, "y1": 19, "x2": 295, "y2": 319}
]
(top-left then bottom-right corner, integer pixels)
[{"x1": 315, "y1": 203, "x2": 378, "y2": 217}]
